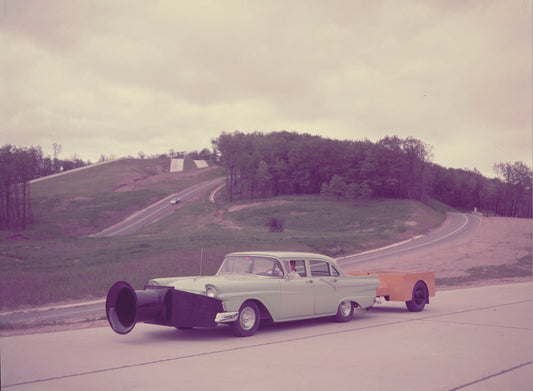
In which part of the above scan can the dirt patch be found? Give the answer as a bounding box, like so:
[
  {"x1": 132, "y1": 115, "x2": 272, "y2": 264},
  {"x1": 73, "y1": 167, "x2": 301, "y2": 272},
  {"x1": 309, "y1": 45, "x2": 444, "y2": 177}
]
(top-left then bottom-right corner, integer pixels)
[
  {"x1": 352, "y1": 216, "x2": 532, "y2": 291},
  {"x1": 213, "y1": 200, "x2": 291, "y2": 230},
  {"x1": 227, "y1": 200, "x2": 290, "y2": 213},
  {"x1": 113, "y1": 166, "x2": 216, "y2": 192}
]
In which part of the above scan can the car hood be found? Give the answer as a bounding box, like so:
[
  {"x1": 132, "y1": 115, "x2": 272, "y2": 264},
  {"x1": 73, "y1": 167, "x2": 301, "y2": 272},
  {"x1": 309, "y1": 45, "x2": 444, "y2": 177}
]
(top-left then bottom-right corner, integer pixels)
[{"x1": 148, "y1": 274, "x2": 271, "y2": 294}]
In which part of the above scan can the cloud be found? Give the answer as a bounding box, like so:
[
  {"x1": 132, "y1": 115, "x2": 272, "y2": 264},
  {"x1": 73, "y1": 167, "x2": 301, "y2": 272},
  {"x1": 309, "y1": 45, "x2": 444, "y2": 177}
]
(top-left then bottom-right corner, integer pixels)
[{"x1": 1, "y1": 0, "x2": 531, "y2": 175}]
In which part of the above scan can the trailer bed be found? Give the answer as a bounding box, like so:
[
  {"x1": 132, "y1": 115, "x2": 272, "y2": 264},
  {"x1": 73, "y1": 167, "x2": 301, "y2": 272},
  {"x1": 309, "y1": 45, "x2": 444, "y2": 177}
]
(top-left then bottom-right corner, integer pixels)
[{"x1": 348, "y1": 270, "x2": 435, "y2": 311}]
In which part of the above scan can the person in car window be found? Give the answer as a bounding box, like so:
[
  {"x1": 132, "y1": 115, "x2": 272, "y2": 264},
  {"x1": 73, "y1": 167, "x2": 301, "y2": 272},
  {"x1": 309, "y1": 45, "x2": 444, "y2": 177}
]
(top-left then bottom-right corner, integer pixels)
[{"x1": 287, "y1": 260, "x2": 301, "y2": 279}]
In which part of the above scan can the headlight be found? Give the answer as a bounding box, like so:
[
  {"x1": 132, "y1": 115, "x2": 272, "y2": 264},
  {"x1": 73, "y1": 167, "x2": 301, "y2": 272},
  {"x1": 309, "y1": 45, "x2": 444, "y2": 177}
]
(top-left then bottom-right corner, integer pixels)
[{"x1": 205, "y1": 286, "x2": 217, "y2": 298}]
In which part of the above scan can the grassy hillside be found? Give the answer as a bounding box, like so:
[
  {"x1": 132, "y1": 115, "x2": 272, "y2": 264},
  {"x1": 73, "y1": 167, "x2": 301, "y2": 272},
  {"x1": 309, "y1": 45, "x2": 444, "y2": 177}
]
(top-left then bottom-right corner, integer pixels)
[
  {"x1": 28, "y1": 158, "x2": 223, "y2": 238},
  {"x1": 0, "y1": 159, "x2": 447, "y2": 310}
]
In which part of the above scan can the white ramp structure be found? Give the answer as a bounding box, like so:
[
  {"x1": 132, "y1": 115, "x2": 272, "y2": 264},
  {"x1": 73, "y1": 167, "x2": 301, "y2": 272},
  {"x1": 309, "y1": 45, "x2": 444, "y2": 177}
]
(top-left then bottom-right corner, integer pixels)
[
  {"x1": 170, "y1": 159, "x2": 184, "y2": 172},
  {"x1": 194, "y1": 160, "x2": 209, "y2": 168}
]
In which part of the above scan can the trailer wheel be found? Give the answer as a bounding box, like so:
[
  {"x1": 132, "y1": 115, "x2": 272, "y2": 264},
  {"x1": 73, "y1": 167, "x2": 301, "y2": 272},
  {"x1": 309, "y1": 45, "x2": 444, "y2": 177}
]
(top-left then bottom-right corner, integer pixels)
[
  {"x1": 335, "y1": 301, "x2": 354, "y2": 322},
  {"x1": 406, "y1": 281, "x2": 428, "y2": 312},
  {"x1": 231, "y1": 301, "x2": 260, "y2": 337}
]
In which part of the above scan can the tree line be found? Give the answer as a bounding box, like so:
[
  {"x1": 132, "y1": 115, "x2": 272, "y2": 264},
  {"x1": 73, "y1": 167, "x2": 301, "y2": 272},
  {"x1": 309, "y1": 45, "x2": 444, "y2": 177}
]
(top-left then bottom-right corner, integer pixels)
[
  {"x1": 212, "y1": 131, "x2": 532, "y2": 218},
  {"x1": 0, "y1": 144, "x2": 219, "y2": 231},
  {"x1": 0, "y1": 145, "x2": 87, "y2": 230},
  {"x1": 0, "y1": 142, "x2": 219, "y2": 231},
  {"x1": 1, "y1": 132, "x2": 531, "y2": 231}
]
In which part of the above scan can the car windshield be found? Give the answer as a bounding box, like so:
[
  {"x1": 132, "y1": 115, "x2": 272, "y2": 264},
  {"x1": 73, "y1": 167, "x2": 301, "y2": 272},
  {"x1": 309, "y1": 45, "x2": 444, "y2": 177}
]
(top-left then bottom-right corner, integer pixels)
[{"x1": 217, "y1": 256, "x2": 284, "y2": 278}]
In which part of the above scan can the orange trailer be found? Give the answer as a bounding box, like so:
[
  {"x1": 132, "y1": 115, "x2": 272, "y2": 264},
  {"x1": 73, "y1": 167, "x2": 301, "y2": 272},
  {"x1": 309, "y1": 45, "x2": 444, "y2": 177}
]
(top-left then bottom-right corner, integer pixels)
[{"x1": 348, "y1": 270, "x2": 435, "y2": 312}]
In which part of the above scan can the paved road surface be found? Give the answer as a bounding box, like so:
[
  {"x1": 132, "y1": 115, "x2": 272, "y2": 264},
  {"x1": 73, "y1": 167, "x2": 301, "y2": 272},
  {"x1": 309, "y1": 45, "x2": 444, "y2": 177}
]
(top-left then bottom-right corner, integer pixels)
[
  {"x1": 338, "y1": 212, "x2": 480, "y2": 270},
  {"x1": 2, "y1": 283, "x2": 531, "y2": 390},
  {"x1": 91, "y1": 177, "x2": 225, "y2": 237}
]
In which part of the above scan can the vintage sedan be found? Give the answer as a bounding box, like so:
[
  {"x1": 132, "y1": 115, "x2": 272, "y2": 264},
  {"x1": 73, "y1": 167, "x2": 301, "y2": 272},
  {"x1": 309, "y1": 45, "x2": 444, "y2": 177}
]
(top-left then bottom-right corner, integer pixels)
[{"x1": 106, "y1": 251, "x2": 379, "y2": 337}]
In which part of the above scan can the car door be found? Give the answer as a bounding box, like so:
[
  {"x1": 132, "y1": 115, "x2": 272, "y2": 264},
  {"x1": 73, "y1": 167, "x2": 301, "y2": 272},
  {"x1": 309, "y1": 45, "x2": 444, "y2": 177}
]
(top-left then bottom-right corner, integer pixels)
[
  {"x1": 279, "y1": 259, "x2": 315, "y2": 319},
  {"x1": 310, "y1": 260, "x2": 340, "y2": 315}
]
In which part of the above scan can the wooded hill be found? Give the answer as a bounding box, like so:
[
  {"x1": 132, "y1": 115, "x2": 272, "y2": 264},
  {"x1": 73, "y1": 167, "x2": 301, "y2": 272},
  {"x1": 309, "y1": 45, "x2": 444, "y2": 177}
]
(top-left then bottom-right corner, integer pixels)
[
  {"x1": 1, "y1": 132, "x2": 531, "y2": 231},
  {"x1": 211, "y1": 131, "x2": 532, "y2": 218}
]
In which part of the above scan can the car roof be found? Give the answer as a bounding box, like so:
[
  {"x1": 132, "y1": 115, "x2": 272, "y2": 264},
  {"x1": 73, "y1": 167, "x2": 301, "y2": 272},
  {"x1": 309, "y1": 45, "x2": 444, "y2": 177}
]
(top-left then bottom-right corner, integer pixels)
[{"x1": 226, "y1": 251, "x2": 337, "y2": 264}]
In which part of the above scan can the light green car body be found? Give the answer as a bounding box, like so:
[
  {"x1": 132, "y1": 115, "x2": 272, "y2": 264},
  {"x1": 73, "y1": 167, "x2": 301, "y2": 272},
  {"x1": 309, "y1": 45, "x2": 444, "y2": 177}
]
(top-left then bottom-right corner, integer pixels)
[{"x1": 149, "y1": 251, "x2": 379, "y2": 324}]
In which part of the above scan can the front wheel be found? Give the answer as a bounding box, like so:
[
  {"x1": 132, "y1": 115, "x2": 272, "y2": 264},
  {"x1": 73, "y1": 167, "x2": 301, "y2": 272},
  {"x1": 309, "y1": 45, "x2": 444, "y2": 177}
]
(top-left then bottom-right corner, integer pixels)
[
  {"x1": 335, "y1": 301, "x2": 354, "y2": 322},
  {"x1": 231, "y1": 301, "x2": 260, "y2": 337},
  {"x1": 405, "y1": 281, "x2": 428, "y2": 312}
]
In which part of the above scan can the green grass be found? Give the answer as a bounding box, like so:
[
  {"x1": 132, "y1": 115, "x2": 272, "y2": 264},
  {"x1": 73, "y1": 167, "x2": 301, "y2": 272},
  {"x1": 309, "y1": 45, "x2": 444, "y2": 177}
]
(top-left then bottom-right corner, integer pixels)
[
  {"x1": 0, "y1": 159, "x2": 447, "y2": 310},
  {"x1": 27, "y1": 158, "x2": 224, "y2": 238},
  {"x1": 218, "y1": 196, "x2": 444, "y2": 255}
]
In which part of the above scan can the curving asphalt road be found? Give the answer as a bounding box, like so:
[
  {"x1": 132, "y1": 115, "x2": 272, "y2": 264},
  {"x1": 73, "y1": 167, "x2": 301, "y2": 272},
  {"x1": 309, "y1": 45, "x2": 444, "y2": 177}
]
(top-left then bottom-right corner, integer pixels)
[
  {"x1": 91, "y1": 176, "x2": 225, "y2": 237},
  {"x1": 338, "y1": 212, "x2": 480, "y2": 270}
]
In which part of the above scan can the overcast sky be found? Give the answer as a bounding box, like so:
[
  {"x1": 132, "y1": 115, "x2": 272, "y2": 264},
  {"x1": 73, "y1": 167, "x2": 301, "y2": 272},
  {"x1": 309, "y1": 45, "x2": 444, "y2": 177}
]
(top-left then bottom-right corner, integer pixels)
[{"x1": 1, "y1": 0, "x2": 531, "y2": 177}]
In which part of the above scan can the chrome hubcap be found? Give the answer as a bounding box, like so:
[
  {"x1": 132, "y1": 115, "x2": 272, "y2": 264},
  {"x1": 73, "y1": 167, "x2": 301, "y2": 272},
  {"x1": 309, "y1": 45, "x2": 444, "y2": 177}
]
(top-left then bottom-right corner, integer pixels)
[
  {"x1": 240, "y1": 306, "x2": 256, "y2": 330},
  {"x1": 340, "y1": 301, "x2": 351, "y2": 316}
]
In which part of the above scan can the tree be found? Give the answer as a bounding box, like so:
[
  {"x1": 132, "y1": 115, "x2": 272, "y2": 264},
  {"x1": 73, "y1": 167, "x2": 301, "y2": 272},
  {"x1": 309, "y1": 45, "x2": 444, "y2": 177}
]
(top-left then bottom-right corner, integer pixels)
[
  {"x1": 0, "y1": 145, "x2": 40, "y2": 230},
  {"x1": 256, "y1": 160, "x2": 272, "y2": 198},
  {"x1": 0, "y1": 145, "x2": 14, "y2": 228},
  {"x1": 375, "y1": 136, "x2": 406, "y2": 198},
  {"x1": 198, "y1": 148, "x2": 214, "y2": 161},
  {"x1": 212, "y1": 131, "x2": 247, "y2": 201},
  {"x1": 401, "y1": 137, "x2": 433, "y2": 201},
  {"x1": 321, "y1": 174, "x2": 347, "y2": 200},
  {"x1": 52, "y1": 143, "x2": 62, "y2": 160},
  {"x1": 347, "y1": 181, "x2": 373, "y2": 200},
  {"x1": 494, "y1": 161, "x2": 533, "y2": 217}
]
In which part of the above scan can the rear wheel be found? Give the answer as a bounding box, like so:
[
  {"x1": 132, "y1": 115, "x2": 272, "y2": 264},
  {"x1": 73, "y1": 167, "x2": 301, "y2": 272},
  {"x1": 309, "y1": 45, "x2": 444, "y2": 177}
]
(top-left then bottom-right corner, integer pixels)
[
  {"x1": 405, "y1": 281, "x2": 428, "y2": 312},
  {"x1": 335, "y1": 301, "x2": 354, "y2": 322},
  {"x1": 231, "y1": 301, "x2": 260, "y2": 337}
]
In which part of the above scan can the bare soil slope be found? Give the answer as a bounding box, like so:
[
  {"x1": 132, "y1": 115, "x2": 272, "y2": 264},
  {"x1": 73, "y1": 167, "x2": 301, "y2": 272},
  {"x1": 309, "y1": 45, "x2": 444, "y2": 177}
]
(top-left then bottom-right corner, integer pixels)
[{"x1": 356, "y1": 215, "x2": 532, "y2": 290}]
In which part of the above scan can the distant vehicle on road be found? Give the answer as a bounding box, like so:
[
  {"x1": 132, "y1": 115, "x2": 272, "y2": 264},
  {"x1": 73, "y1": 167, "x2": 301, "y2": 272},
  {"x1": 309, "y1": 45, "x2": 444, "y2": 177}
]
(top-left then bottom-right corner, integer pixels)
[
  {"x1": 170, "y1": 197, "x2": 181, "y2": 205},
  {"x1": 106, "y1": 251, "x2": 435, "y2": 337}
]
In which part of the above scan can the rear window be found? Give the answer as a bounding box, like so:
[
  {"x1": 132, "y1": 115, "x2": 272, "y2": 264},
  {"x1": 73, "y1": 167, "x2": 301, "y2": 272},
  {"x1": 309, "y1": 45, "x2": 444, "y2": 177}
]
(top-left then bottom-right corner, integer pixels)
[{"x1": 310, "y1": 260, "x2": 330, "y2": 277}]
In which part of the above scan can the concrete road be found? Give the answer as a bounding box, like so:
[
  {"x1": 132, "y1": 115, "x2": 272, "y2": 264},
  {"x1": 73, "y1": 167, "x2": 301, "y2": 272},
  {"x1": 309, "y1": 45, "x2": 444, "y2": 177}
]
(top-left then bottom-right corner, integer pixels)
[{"x1": 2, "y1": 282, "x2": 531, "y2": 391}]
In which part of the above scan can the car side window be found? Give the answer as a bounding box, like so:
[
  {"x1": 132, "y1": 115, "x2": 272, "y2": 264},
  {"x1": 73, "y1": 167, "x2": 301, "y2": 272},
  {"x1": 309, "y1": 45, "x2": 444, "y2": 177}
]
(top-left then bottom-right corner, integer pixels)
[
  {"x1": 331, "y1": 265, "x2": 340, "y2": 277},
  {"x1": 253, "y1": 258, "x2": 284, "y2": 277},
  {"x1": 310, "y1": 260, "x2": 330, "y2": 277},
  {"x1": 292, "y1": 260, "x2": 307, "y2": 277}
]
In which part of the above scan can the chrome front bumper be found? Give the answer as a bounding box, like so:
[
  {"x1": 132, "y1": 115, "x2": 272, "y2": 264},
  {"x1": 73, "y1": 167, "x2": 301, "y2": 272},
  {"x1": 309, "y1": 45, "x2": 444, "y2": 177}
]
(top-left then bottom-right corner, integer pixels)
[{"x1": 214, "y1": 311, "x2": 239, "y2": 323}]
